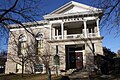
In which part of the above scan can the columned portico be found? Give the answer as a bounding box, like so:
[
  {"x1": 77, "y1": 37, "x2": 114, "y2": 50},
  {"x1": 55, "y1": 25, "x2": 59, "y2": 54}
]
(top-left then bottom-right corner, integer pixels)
[
  {"x1": 49, "y1": 21, "x2": 65, "y2": 40},
  {"x1": 49, "y1": 18, "x2": 101, "y2": 40}
]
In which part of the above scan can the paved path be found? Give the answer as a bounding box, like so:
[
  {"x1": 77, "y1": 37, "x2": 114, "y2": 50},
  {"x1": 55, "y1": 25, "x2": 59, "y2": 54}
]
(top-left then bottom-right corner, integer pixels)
[
  {"x1": 66, "y1": 70, "x2": 120, "y2": 80},
  {"x1": 68, "y1": 70, "x2": 90, "y2": 80}
]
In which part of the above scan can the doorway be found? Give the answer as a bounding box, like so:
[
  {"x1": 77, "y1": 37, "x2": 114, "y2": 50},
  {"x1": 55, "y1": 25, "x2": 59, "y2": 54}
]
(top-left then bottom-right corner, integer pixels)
[
  {"x1": 66, "y1": 45, "x2": 84, "y2": 70},
  {"x1": 75, "y1": 52, "x2": 83, "y2": 69}
]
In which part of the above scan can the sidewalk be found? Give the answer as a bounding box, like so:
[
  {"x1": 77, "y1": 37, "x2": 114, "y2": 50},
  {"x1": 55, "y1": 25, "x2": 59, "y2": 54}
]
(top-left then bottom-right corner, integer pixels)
[{"x1": 67, "y1": 70, "x2": 120, "y2": 80}]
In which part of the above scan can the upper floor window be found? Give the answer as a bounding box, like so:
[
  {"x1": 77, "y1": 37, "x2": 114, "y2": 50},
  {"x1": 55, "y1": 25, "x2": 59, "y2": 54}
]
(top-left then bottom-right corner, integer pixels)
[
  {"x1": 19, "y1": 34, "x2": 27, "y2": 42},
  {"x1": 36, "y1": 32, "x2": 43, "y2": 40},
  {"x1": 36, "y1": 32, "x2": 44, "y2": 49},
  {"x1": 18, "y1": 34, "x2": 27, "y2": 56}
]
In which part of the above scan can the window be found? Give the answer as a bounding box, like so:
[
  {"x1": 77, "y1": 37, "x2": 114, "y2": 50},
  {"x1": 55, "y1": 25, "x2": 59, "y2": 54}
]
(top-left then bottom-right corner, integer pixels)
[
  {"x1": 56, "y1": 45, "x2": 58, "y2": 54},
  {"x1": 36, "y1": 32, "x2": 44, "y2": 48},
  {"x1": 92, "y1": 43, "x2": 95, "y2": 52},
  {"x1": 37, "y1": 40, "x2": 44, "y2": 48},
  {"x1": 19, "y1": 34, "x2": 27, "y2": 42},
  {"x1": 36, "y1": 32, "x2": 43, "y2": 40},
  {"x1": 88, "y1": 28, "x2": 94, "y2": 33},
  {"x1": 34, "y1": 64, "x2": 43, "y2": 73},
  {"x1": 35, "y1": 32, "x2": 44, "y2": 54},
  {"x1": 18, "y1": 34, "x2": 27, "y2": 56},
  {"x1": 16, "y1": 64, "x2": 22, "y2": 73}
]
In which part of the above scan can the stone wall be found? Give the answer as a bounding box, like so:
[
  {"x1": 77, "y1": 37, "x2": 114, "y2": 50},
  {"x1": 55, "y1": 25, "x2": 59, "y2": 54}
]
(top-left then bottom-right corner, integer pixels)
[
  {"x1": 5, "y1": 25, "x2": 103, "y2": 74},
  {"x1": 5, "y1": 26, "x2": 50, "y2": 74}
]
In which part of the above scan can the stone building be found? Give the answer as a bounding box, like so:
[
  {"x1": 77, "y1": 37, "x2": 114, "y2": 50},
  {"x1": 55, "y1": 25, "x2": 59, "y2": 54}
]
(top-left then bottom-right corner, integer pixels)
[{"x1": 5, "y1": 1, "x2": 103, "y2": 74}]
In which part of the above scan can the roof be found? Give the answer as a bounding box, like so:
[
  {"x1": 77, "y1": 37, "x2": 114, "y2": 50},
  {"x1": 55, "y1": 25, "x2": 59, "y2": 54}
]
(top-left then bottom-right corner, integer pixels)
[
  {"x1": 44, "y1": 1, "x2": 102, "y2": 19},
  {"x1": 8, "y1": 20, "x2": 48, "y2": 29}
]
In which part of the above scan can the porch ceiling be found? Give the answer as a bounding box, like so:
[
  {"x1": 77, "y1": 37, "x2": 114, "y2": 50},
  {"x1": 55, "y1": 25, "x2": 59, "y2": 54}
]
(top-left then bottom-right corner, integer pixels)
[
  {"x1": 52, "y1": 20, "x2": 96, "y2": 29},
  {"x1": 52, "y1": 21, "x2": 83, "y2": 29},
  {"x1": 65, "y1": 21, "x2": 83, "y2": 29}
]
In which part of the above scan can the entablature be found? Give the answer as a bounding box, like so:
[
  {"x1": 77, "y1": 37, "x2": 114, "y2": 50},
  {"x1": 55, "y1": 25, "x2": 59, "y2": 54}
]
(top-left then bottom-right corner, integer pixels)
[
  {"x1": 44, "y1": 10, "x2": 103, "y2": 21},
  {"x1": 47, "y1": 36, "x2": 103, "y2": 45}
]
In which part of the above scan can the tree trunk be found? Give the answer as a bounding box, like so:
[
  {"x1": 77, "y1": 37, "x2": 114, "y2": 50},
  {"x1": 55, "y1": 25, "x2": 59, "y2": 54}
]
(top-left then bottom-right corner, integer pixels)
[{"x1": 22, "y1": 58, "x2": 24, "y2": 77}]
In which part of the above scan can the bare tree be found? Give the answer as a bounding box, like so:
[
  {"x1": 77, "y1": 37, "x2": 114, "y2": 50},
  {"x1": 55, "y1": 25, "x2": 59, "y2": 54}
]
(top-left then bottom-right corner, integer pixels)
[
  {"x1": 117, "y1": 50, "x2": 120, "y2": 57},
  {"x1": 93, "y1": 0, "x2": 120, "y2": 36},
  {"x1": 0, "y1": 0, "x2": 46, "y2": 76},
  {"x1": 7, "y1": 26, "x2": 54, "y2": 77},
  {"x1": 0, "y1": 0, "x2": 44, "y2": 36},
  {"x1": 8, "y1": 33, "x2": 38, "y2": 76}
]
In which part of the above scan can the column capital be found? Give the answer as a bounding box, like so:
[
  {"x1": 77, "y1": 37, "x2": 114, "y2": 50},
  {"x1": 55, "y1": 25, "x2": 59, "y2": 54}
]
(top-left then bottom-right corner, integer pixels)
[
  {"x1": 61, "y1": 22, "x2": 64, "y2": 24},
  {"x1": 82, "y1": 18, "x2": 87, "y2": 22},
  {"x1": 49, "y1": 22, "x2": 52, "y2": 25},
  {"x1": 96, "y1": 18, "x2": 100, "y2": 21},
  {"x1": 96, "y1": 18, "x2": 100, "y2": 27}
]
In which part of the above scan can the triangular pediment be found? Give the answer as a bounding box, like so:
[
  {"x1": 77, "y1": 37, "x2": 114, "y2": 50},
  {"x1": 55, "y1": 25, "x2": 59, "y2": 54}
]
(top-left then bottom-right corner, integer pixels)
[
  {"x1": 49, "y1": 1, "x2": 101, "y2": 15},
  {"x1": 44, "y1": 1, "x2": 102, "y2": 19}
]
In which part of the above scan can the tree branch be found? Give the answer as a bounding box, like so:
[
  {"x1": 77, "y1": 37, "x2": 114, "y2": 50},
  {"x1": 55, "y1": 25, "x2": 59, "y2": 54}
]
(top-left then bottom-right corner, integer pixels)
[{"x1": 0, "y1": 0, "x2": 19, "y2": 20}]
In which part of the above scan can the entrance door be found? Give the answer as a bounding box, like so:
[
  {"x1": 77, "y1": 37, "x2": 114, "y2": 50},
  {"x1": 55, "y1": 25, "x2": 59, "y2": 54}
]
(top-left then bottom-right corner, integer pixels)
[
  {"x1": 75, "y1": 52, "x2": 83, "y2": 69},
  {"x1": 69, "y1": 52, "x2": 76, "y2": 69},
  {"x1": 66, "y1": 46, "x2": 84, "y2": 70}
]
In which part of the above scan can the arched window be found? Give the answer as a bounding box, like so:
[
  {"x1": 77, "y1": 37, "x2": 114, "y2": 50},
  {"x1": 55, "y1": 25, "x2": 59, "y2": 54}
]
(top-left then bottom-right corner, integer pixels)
[
  {"x1": 36, "y1": 32, "x2": 43, "y2": 40},
  {"x1": 35, "y1": 32, "x2": 44, "y2": 54},
  {"x1": 18, "y1": 34, "x2": 27, "y2": 56},
  {"x1": 19, "y1": 34, "x2": 27, "y2": 42}
]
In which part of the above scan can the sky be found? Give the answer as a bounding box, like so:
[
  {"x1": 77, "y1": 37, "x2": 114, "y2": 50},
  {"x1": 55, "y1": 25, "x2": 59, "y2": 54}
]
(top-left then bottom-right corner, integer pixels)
[
  {"x1": 0, "y1": 26, "x2": 9, "y2": 52},
  {"x1": 0, "y1": 0, "x2": 120, "y2": 53}
]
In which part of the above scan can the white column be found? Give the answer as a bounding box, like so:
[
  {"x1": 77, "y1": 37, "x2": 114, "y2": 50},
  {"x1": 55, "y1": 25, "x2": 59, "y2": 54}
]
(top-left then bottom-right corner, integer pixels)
[
  {"x1": 83, "y1": 20, "x2": 87, "y2": 38},
  {"x1": 96, "y1": 19, "x2": 100, "y2": 37},
  {"x1": 53, "y1": 28, "x2": 55, "y2": 39},
  {"x1": 56, "y1": 29, "x2": 58, "y2": 39},
  {"x1": 61, "y1": 22, "x2": 64, "y2": 39},
  {"x1": 64, "y1": 30, "x2": 67, "y2": 39},
  {"x1": 50, "y1": 23, "x2": 52, "y2": 40},
  {"x1": 91, "y1": 28, "x2": 93, "y2": 33}
]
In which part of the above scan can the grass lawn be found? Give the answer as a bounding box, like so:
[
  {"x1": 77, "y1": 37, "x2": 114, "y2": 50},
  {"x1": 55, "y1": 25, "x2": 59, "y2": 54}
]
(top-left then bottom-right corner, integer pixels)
[{"x1": 0, "y1": 73, "x2": 61, "y2": 80}]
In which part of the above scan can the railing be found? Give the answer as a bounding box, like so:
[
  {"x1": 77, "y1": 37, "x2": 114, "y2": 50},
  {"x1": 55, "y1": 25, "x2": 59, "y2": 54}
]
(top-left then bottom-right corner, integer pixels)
[
  {"x1": 53, "y1": 33, "x2": 98, "y2": 40},
  {"x1": 88, "y1": 33, "x2": 98, "y2": 38},
  {"x1": 65, "y1": 34, "x2": 84, "y2": 39},
  {"x1": 54, "y1": 35, "x2": 62, "y2": 40}
]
